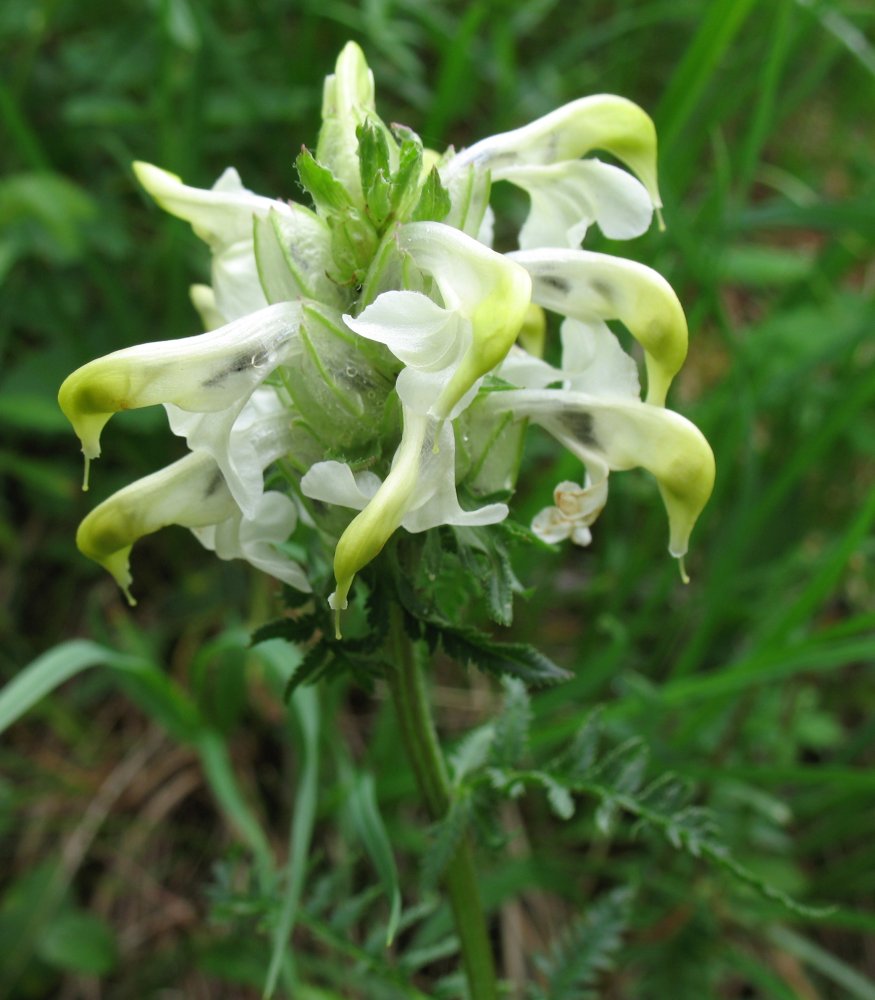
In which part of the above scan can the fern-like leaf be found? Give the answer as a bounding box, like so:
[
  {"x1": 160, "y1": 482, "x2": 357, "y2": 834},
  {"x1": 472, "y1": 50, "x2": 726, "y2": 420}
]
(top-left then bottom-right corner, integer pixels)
[
  {"x1": 531, "y1": 886, "x2": 634, "y2": 1000},
  {"x1": 490, "y1": 677, "x2": 532, "y2": 768},
  {"x1": 421, "y1": 792, "x2": 474, "y2": 891}
]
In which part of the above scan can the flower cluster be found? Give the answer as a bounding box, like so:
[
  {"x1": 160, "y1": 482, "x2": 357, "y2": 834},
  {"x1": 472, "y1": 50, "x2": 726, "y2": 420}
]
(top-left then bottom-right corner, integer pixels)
[{"x1": 59, "y1": 43, "x2": 714, "y2": 628}]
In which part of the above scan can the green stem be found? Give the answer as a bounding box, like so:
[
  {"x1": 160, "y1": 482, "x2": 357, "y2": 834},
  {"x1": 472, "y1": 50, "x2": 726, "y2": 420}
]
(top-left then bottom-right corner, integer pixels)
[{"x1": 385, "y1": 605, "x2": 498, "y2": 999}]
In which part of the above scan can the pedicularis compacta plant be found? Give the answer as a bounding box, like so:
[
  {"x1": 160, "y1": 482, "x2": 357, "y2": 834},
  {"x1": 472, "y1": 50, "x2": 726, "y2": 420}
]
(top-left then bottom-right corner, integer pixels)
[{"x1": 60, "y1": 43, "x2": 714, "y2": 998}]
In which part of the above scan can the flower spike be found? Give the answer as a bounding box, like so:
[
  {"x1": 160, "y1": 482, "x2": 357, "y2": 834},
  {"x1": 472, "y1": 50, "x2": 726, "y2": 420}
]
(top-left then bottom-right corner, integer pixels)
[{"x1": 62, "y1": 43, "x2": 712, "y2": 618}]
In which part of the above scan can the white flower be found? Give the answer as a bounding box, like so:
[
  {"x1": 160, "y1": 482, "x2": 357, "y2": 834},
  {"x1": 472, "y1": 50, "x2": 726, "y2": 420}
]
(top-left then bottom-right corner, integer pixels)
[
  {"x1": 133, "y1": 161, "x2": 342, "y2": 321},
  {"x1": 303, "y1": 406, "x2": 509, "y2": 619},
  {"x1": 312, "y1": 221, "x2": 533, "y2": 619},
  {"x1": 61, "y1": 42, "x2": 715, "y2": 616},
  {"x1": 76, "y1": 449, "x2": 308, "y2": 606},
  {"x1": 58, "y1": 301, "x2": 306, "y2": 490},
  {"x1": 443, "y1": 94, "x2": 662, "y2": 249},
  {"x1": 482, "y1": 388, "x2": 714, "y2": 567},
  {"x1": 346, "y1": 221, "x2": 532, "y2": 419},
  {"x1": 302, "y1": 415, "x2": 507, "y2": 535},
  {"x1": 532, "y1": 473, "x2": 609, "y2": 547},
  {"x1": 508, "y1": 248, "x2": 688, "y2": 406},
  {"x1": 484, "y1": 248, "x2": 706, "y2": 570}
]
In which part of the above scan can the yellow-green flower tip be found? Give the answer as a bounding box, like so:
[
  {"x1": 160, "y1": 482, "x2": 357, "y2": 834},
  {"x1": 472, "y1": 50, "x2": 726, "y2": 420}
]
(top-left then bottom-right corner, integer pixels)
[
  {"x1": 58, "y1": 362, "x2": 126, "y2": 464},
  {"x1": 328, "y1": 413, "x2": 429, "y2": 613},
  {"x1": 76, "y1": 507, "x2": 136, "y2": 603},
  {"x1": 678, "y1": 556, "x2": 690, "y2": 585},
  {"x1": 518, "y1": 303, "x2": 547, "y2": 358},
  {"x1": 511, "y1": 250, "x2": 687, "y2": 407},
  {"x1": 657, "y1": 420, "x2": 716, "y2": 561},
  {"x1": 132, "y1": 160, "x2": 183, "y2": 200}
]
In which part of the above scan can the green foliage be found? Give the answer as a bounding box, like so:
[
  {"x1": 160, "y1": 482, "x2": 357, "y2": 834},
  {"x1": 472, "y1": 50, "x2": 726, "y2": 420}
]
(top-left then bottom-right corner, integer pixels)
[
  {"x1": 417, "y1": 619, "x2": 572, "y2": 687},
  {"x1": 411, "y1": 167, "x2": 451, "y2": 224},
  {"x1": 489, "y1": 678, "x2": 531, "y2": 768},
  {"x1": 37, "y1": 909, "x2": 117, "y2": 976},
  {"x1": 342, "y1": 769, "x2": 403, "y2": 946},
  {"x1": 421, "y1": 792, "x2": 475, "y2": 892},
  {"x1": 424, "y1": 683, "x2": 828, "y2": 924},
  {"x1": 252, "y1": 528, "x2": 571, "y2": 692},
  {"x1": 296, "y1": 148, "x2": 356, "y2": 217},
  {"x1": 529, "y1": 887, "x2": 634, "y2": 1000},
  {"x1": 356, "y1": 120, "x2": 393, "y2": 225}
]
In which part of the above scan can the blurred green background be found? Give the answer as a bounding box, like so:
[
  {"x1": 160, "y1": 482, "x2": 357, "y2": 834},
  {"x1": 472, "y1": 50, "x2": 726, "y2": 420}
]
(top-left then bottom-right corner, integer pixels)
[{"x1": 2, "y1": 0, "x2": 874, "y2": 997}]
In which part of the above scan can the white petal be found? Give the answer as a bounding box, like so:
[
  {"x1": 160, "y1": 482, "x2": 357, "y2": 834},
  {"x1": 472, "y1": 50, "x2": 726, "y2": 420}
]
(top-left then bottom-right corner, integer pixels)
[
  {"x1": 504, "y1": 159, "x2": 653, "y2": 249},
  {"x1": 167, "y1": 385, "x2": 295, "y2": 516},
  {"x1": 570, "y1": 524, "x2": 594, "y2": 547},
  {"x1": 300, "y1": 461, "x2": 381, "y2": 510},
  {"x1": 476, "y1": 204, "x2": 495, "y2": 247},
  {"x1": 566, "y1": 159, "x2": 653, "y2": 239},
  {"x1": 531, "y1": 506, "x2": 572, "y2": 544},
  {"x1": 345, "y1": 291, "x2": 466, "y2": 370},
  {"x1": 212, "y1": 239, "x2": 269, "y2": 322},
  {"x1": 193, "y1": 491, "x2": 310, "y2": 591},
  {"x1": 560, "y1": 318, "x2": 640, "y2": 398},
  {"x1": 496, "y1": 345, "x2": 563, "y2": 389},
  {"x1": 189, "y1": 284, "x2": 224, "y2": 331},
  {"x1": 508, "y1": 248, "x2": 687, "y2": 406},
  {"x1": 400, "y1": 420, "x2": 508, "y2": 532},
  {"x1": 134, "y1": 161, "x2": 281, "y2": 249}
]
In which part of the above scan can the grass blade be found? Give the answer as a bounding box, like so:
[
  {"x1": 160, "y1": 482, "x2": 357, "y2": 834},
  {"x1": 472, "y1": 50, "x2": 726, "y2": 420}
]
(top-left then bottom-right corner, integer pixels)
[
  {"x1": 655, "y1": 0, "x2": 759, "y2": 152},
  {"x1": 263, "y1": 661, "x2": 320, "y2": 998},
  {"x1": 1, "y1": 640, "x2": 155, "y2": 736},
  {"x1": 345, "y1": 770, "x2": 403, "y2": 946}
]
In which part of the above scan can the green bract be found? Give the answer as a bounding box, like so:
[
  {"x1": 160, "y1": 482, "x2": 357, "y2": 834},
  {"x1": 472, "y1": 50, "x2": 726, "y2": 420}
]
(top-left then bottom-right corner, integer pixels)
[{"x1": 59, "y1": 41, "x2": 714, "y2": 627}]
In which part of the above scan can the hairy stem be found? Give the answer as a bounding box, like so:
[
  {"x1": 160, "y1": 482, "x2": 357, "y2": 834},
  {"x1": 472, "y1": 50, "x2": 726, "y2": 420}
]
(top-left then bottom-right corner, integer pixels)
[{"x1": 385, "y1": 604, "x2": 498, "y2": 999}]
